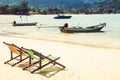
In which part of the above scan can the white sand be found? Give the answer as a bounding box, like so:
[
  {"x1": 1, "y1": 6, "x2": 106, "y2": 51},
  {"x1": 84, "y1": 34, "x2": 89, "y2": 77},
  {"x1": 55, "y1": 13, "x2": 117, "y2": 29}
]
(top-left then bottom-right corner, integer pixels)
[{"x1": 0, "y1": 36, "x2": 120, "y2": 80}]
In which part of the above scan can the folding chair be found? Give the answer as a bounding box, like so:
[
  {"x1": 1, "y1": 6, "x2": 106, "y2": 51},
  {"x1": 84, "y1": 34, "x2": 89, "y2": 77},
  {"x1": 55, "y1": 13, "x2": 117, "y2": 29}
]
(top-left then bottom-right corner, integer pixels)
[
  {"x1": 3, "y1": 42, "x2": 30, "y2": 66},
  {"x1": 22, "y1": 48, "x2": 66, "y2": 73}
]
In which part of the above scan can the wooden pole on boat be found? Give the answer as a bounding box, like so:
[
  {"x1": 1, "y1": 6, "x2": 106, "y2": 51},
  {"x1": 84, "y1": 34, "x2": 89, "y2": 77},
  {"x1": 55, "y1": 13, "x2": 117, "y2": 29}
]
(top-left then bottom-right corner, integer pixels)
[
  {"x1": 37, "y1": 24, "x2": 62, "y2": 28},
  {"x1": 37, "y1": 26, "x2": 62, "y2": 28},
  {"x1": 37, "y1": 25, "x2": 62, "y2": 29},
  {"x1": 20, "y1": 16, "x2": 22, "y2": 23}
]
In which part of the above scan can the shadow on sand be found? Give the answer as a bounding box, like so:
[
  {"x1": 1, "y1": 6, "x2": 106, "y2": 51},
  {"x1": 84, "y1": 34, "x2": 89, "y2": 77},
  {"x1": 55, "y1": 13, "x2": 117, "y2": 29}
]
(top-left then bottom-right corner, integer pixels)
[{"x1": 18, "y1": 62, "x2": 66, "y2": 78}]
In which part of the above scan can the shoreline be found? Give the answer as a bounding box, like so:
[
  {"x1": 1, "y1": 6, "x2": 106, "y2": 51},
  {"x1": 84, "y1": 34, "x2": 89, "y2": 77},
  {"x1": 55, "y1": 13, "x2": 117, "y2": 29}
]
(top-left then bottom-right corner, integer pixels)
[
  {"x1": 0, "y1": 14, "x2": 120, "y2": 50},
  {"x1": 0, "y1": 34, "x2": 120, "y2": 50}
]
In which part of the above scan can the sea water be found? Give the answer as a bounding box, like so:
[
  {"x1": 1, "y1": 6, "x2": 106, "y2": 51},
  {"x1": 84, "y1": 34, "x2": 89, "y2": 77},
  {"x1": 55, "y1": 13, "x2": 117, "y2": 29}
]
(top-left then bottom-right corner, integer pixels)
[{"x1": 0, "y1": 14, "x2": 120, "y2": 49}]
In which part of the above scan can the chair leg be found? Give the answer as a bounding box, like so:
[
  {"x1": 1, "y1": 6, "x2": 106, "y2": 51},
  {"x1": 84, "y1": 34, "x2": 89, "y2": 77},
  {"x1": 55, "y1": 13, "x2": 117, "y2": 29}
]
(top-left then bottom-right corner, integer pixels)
[
  {"x1": 23, "y1": 55, "x2": 50, "y2": 70},
  {"x1": 31, "y1": 57, "x2": 60, "y2": 73},
  {"x1": 4, "y1": 54, "x2": 21, "y2": 64},
  {"x1": 23, "y1": 61, "x2": 39, "y2": 70},
  {"x1": 12, "y1": 56, "x2": 30, "y2": 66},
  {"x1": 54, "y1": 62, "x2": 66, "y2": 68}
]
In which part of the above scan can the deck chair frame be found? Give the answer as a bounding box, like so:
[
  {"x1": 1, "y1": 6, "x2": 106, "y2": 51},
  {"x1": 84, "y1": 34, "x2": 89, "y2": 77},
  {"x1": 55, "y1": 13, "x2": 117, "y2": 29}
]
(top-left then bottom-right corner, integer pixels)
[
  {"x1": 3, "y1": 42, "x2": 31, "y2": 66},
  {"x1": 22, "y1": 48, "x2": 66, "y2": 73}
]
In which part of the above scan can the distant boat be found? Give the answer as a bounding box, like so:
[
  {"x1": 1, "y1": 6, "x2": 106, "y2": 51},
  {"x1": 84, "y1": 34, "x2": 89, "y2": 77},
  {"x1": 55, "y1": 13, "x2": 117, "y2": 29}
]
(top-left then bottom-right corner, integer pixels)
[
  {"x1": 13, "y1": 21, "x2": 37, "y2": 26},
  {"x1": 59, "y1": 23, "x2": 106, "y2": 33},
  {"x1": 13, "y1": 15, "x2": 37, "y2": 26},
  {"x1": 54, "y1": 14, "x2": 72, "y2": 19}
]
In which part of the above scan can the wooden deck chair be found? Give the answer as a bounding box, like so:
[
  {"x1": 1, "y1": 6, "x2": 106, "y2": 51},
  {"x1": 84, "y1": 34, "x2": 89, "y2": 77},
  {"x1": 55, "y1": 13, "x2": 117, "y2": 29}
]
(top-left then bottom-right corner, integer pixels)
[
  {"x1": 22, "y1": 48, "x2": 66, "y2": 73},
  {"x1": 3, "y1": 42, "x2": 30, "y2": 66}
]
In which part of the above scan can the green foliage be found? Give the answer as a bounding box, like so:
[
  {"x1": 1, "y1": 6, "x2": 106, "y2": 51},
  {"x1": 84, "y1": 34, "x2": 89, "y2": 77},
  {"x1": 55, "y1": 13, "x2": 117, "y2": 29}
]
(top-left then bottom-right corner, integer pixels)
[
  {"x1": 0, "y1": 0, "x2": 120, "y2": 14},
  {"x1": 0, "y1": 0, "x2": 29, "y2": 14},
  {"x1": 0, "y1": 5, "x2": 9, "y2": 14},
  {"x1": 96, "y1": 0, "x2": 120, "y2": 13}
]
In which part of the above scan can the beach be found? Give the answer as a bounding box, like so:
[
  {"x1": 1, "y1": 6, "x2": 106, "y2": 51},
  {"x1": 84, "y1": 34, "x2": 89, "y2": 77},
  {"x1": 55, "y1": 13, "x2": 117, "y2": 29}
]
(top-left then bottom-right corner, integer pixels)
[
  {"x1": 0, "y1": 14, "x2": 120, "y2": 80},
  {"x1": 0, "y1": 36, "x2": 120, "y2": 80}
]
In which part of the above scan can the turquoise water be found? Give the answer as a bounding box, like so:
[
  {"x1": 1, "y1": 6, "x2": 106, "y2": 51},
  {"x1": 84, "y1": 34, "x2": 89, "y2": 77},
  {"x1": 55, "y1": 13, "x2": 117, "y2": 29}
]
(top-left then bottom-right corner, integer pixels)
[{"x1": 0, "y1": 14, "x2": 120, "y2": 49}]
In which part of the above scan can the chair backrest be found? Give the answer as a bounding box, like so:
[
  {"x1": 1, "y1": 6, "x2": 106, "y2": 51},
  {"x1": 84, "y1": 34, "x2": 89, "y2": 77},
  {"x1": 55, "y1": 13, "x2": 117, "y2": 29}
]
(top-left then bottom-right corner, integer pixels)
[
  {"x1": 3, "y1": 42, "x2": 27, "y2": 56},
  {"x1": 23, "y1": 49, "x2": 39, "y2": 60},
  {"x1": 8, "y1": 44, "x2": 20, "y2": 54},
  {"x1": 22, "y1": 48, "x2": 56, "y2": 62},
  {"x1": 30, "y1": 49, "x2": 57, "y2": 62}
]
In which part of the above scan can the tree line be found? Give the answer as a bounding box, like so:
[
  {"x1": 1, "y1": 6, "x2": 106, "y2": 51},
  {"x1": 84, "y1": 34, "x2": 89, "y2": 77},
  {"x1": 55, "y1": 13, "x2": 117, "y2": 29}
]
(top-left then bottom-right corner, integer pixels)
[
  {"x1": 0, "y1": 0, "x2": 120, "y2": 15},
  {"x1": 0, "y1": 1, "x2": 29, "y2": 15}
]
